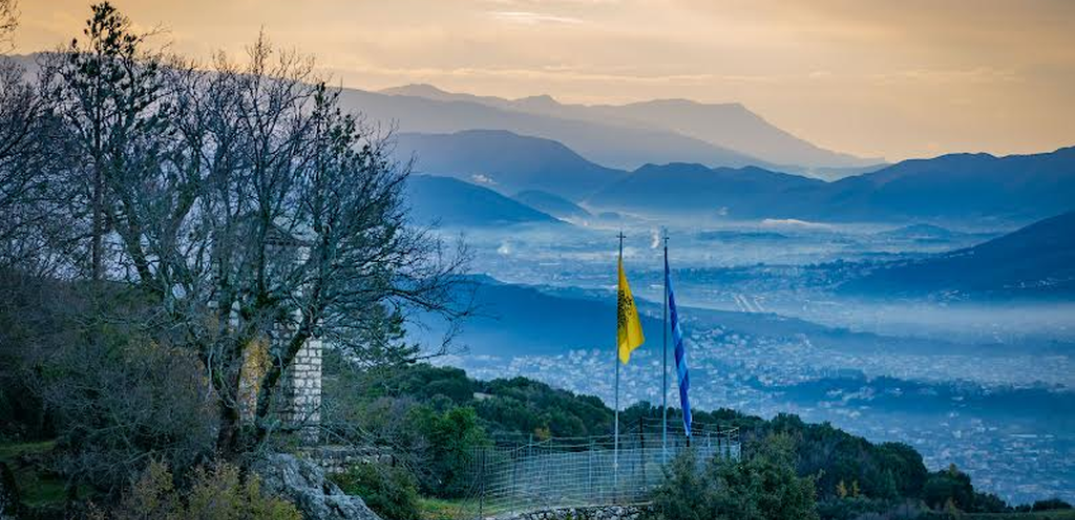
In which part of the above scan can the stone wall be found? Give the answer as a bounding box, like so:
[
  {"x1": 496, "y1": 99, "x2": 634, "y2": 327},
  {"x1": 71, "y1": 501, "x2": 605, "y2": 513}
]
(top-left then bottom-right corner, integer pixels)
[
  {"x1": 280, "y1": 337, "x2": 323, "y2": 443},
  {"x1": 297, "y1": 445, "x2": 395, "y2": 475},
  {"x1": 499, "y1": 506, "x2": 646, "y2": 520}
]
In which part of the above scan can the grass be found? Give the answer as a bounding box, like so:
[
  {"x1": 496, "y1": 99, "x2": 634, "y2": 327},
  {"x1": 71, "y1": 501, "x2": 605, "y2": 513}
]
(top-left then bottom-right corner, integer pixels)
[
  {"x1": 922, "y1": 511, "x2": 1075, "y2": 520},
  {"x1": 417, "y1": 497, "x2": 515, "y2": 520},
  {"x1": 0, "y1": 439, "x2": 56, "y2": 462},
  {"x1": 418, "y1": 497, "x2": 468, "y2": 520},
  {"x1": 0, "y1": 439, "x2": 67, "y2": 509}
]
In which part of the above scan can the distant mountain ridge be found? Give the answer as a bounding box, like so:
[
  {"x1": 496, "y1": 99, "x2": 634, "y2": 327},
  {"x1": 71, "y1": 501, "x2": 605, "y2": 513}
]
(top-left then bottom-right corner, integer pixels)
[
  {"x1": 586, "y1": 162, "x2": 826, "y2": 217},
  {"x1": 395, "y1": 130, "x2": 624, "y2": 200},
  {"x1": 586, "y1": 146, "x2": 1075, "y2": 222},
  {"x1": 818, "y1": 147, "x2": 1075, "y2": 221},
  {"x1": 842, "y1": 210, "x2": 1075, "y2": 298},
  {"x1": 404, "y1": 175, "x2": 562, "y2": 227},
  {"x1": 380, "y1": 83, "x2": 880, "y2": 170},
  {"x1": 513, "y1": 190, "x2": 592, "y2": 220},
  {"x1": 338, "y1": 85, "x2": 765, "y2": 171}
]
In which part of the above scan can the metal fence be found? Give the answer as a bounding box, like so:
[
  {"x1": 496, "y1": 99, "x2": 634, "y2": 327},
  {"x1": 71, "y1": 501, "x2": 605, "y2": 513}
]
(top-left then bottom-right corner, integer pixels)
[{"x1": 460, "y1": 421, "x2": 741, "y2": 517}]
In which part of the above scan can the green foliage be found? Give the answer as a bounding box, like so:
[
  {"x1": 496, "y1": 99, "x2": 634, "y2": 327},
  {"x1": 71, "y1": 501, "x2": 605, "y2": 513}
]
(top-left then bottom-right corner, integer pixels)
[
  {"x1": 816, "y1": 497, "x2": 925, "y2": 520},
  {"x1": 647, "y1": 434, "x2": 819, "y2": 520},
  {"x1": 101, "y1": 460, "x2": 301, "y2": 520},
  {"x1": 326, "y1": 362, "x2": 1021, "y2": 515},
  {"x1": 332, "y1": 463, "x2": 421, "y2": 520},
  {"x1": 923, "y1": 465, "x2": 976, "y2": 511},
  {"x1": 418, "y1": 406, "x2": 489, "y2": 497},
  {"x1": 1032, "y1": 499, "x2": 1073, "y2": 512}
]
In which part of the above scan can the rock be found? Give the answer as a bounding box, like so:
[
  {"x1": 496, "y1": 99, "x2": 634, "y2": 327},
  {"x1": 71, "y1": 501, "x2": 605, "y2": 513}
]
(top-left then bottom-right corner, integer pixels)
[
  {"x1": 0, "y1": 462, "x2": 21, "y2": 520},
  {"x1": 501, "y1": 505, "x2": 645, "y2": 520},
  {"x1": 251, "y1": 452, "x2": 381, "y2": 520}
]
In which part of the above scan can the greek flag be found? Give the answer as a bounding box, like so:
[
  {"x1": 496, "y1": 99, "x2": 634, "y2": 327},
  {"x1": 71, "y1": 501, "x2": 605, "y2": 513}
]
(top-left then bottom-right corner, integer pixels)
[{"x1": 665, "y1": 256, "x2": 692, "y2": 437}]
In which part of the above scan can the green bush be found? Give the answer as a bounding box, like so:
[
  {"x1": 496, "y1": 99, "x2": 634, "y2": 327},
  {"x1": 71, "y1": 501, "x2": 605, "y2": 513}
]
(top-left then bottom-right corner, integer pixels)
[
  {"x1": 98, "y1": 461, "x2": 301, "y2": 520},
  {"x1": 647, "y1": 433, "x2": 819, "y2": 520},
  {"x1": 923, "y1": 465, "x2": 975, "y2": 511},
  {"x1": 413, "y1": 406, "x2": 489, "y2": 498},
  {"x1": 1033, "y1": 498, "x2": 1074, "y2": 512},
  {"x1": 333, "y1": 463, "x2": 421, "y2": 520}
]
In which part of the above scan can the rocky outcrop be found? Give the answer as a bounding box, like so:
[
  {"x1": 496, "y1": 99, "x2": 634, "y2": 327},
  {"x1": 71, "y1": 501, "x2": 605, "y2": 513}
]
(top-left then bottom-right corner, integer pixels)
[
  {"x1": 251, "y1": 453, "x2": 381, "y2": 520},
  {"x1": 501, "y1": 505, "x2": 646, "y2": 520},
  {"x1": 0, "y1": 462, "x2": 19, "y2": 520}
]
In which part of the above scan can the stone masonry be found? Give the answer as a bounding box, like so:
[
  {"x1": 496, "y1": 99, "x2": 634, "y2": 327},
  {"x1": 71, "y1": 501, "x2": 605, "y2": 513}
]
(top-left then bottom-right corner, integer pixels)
[
  {"x1": 499, "y1": 506, "x2": 646, "y2": 520},
  {"x1": 280, "y1": 336, "x2": 323, "y2": 443}
]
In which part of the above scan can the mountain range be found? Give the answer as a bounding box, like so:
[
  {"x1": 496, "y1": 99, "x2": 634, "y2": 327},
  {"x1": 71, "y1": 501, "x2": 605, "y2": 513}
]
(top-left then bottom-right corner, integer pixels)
[
  {"x1": 585, "y1": 147, "x2": 1075, "y2": 222},
  {"x1": 337, "y1": 86, "x2": 766, "y2": 172},
  {"x1": 395, "y1": 130, "x2": 623, "y2": 200},
  {"x1": 398, "y1": 130, "x2": 1075, "y2": 225},
  {"x1": 404, "y1": 175, "x2": 561, "y2": 227},
  {"x1": 841, "y1": 210, "x2": 1075, "y2": 298},
  {"x1": 513, "y1": 190, "x2": 592, "y2": 220},
  {"x1": 381, "y1": 84, "x2": 881, "y2": 170}
]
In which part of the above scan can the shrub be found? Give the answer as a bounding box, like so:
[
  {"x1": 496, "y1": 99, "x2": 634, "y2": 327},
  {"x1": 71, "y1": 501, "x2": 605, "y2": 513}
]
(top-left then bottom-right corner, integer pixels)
[
  {"x1": 332, "y1": 462, "x2": 421, "y2": 520},
  {"x1": 1032, "y1": 498, "x2": 1073, "y2": 511},
  {"x1": 648, "y1": 433, "x2": 819, "y2": 520},
  {"x1": 922, "y1": 465, "x2": 974, "y2": 511},
  {"x1": 101, "y1": 460, "x2": 301, "y2": 520}
]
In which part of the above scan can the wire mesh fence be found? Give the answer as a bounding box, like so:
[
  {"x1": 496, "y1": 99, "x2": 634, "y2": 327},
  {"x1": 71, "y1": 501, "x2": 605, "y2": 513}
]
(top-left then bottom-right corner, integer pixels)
[{"x1": 459, "y1": 420, "x2": 741, "y2": 517}]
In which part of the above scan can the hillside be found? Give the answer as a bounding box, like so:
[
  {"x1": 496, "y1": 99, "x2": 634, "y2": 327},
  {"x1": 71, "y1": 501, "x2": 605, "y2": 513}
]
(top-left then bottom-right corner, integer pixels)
[
  {"x1": 404, "y1": 175, "x2": 561, "y2": 227},
  {"x1": 842, "y1": 210, "x2": 1075, "y2": 298},
  {"x1": 513, "y1": 190, "x2": 592, "y2": 220},
  {"x1": 396, "y1": 130, "x2": 624, "y2": 200},
  {"x1": 586, "y1": 162, "x2": 825, "y2": 217},
  {"x1": 330, "y1": 362, "x2": 1044, "y2": 515},
  {"x1": 341, "y1": 86, "x2": 764, "y2": 170},
  {"x1": 586, "y1": 147, "x2": 1075, "y2": 222},
  {"x1": 818, "y1": 147, "x2": 1075, "y2": 221},
  {"x1": 589, "y1": 98, "x2": 880, "y2": 168},
  {"x1": 381, "y1": 83, "x2": 878, "y2": 169}
]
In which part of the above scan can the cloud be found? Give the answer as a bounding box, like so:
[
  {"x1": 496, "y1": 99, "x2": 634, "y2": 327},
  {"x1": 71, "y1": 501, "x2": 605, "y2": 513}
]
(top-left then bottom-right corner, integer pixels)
[
  {"x1": 488, "y1": 11, "x2": 584, "y2": 25},
  {"x1": 760, "y1": 219, "x2": 833, "y2": 230},
  {"x1": 470, "y1": 173, "x2": 498, "y2": 185}
]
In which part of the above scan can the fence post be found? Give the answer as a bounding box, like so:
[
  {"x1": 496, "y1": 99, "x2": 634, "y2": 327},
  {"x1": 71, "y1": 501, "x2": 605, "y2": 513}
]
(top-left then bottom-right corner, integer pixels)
[
  {"x1": 478, "y1": 450, "x2": 485, "y2": 520},
  {"x1": 511, "y1": 446, "x2": 518, "y2": 517},
  {"x1": 638, "y1": 416, "x2": 646, "y2": 491},
  {"x1": 588, "y1": 439, "x2": 594, "y2": 504}
]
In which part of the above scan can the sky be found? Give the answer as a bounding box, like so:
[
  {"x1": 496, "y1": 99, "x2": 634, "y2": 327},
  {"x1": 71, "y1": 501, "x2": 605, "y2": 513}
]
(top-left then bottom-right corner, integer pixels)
[{"x1": 13, "y1": 0, "x2": 1075, "y2": 162}]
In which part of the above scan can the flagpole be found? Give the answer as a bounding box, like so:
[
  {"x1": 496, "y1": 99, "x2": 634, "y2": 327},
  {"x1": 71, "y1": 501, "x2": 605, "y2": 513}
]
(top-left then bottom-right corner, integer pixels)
[
  {"x1": 614, "y1": 231, "x2": 625, "y2": 500},
  {"x1": 662, "y1": 229, "x2": 669, "y2": 462}
]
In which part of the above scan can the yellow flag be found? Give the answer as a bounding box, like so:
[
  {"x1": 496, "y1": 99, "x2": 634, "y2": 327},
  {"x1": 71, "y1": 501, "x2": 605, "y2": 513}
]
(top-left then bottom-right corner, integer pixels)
[{"x1": 617, "y1": 256, "x2": 645, "y2": 364}]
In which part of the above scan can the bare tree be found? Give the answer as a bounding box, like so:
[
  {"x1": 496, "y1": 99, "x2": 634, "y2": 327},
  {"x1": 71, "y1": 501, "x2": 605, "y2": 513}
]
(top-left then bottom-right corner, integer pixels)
[
  {"x1": 35, "y1": 3, "x2": 471, "y2": 458},
  {"x1": 0, "y1": 0, "x2": 17, "y2": 49}
]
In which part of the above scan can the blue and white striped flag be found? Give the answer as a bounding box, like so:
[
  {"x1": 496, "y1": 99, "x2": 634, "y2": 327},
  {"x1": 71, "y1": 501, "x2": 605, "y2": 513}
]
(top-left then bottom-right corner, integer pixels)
[{"x1": 665, "y1": 255, "x2": 692, "y2": 437}]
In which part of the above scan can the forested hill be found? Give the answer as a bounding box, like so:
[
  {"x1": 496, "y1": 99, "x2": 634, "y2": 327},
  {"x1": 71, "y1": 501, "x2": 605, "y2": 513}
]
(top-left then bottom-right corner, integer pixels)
[{"x1": 326, "y1": 361, "x2": 1035, "y2": 515}]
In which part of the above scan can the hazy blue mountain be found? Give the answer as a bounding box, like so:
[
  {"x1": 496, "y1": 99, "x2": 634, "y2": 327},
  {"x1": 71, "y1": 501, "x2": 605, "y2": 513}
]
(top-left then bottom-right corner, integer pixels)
[
  {"x1": 876, "y1": 224, "x2": 962, "y2": 240},
  {"x1": 343, "y1": 86, "x2": 764, "y2": 170},
  {"x1": 586, "y1": 162, "x2": 825, "y2": 217},
  {"x1": 404, "y1": 175, "x2": 561, "y2": 227},
  {"x1": 395, "y1": 130, "x2": 625, "y2": 200},
  {"x1": 819, "y1": 147, "x2": 1075, "y2": 221},
  {"x1": 514, "y1": 190, "x2": 592, "y2": 220},
  {"x1": 381, "y1": 83, "x2": 879, "y2": 169},
  {"x1": 696, "y1": 230, "x2": 790, "y2": 242},
  {"x1": 842, "y1": 210, "x2": 1075, "y2": 298},
  {"x1": 587, "y1": 147, "x2": 1075, "y2": 222},
  {"x1": 587, "y1": 98, "x2": 881, "y2": 169}
]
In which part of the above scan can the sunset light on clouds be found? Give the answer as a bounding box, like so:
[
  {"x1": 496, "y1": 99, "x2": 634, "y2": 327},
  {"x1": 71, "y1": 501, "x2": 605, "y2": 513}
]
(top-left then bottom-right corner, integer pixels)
[{"x1": 14, "y1": 0, "x2": 1075, "y2": 161}]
